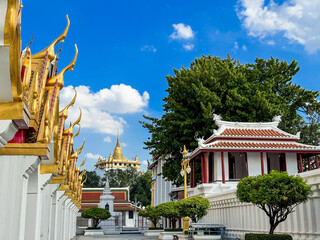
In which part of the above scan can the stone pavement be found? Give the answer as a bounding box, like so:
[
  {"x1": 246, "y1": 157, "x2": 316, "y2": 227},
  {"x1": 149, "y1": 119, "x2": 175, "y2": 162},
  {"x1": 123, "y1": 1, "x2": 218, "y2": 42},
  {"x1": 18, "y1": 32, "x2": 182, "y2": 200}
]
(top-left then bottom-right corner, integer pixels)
[{"x1": 73, "y1": 233, "x2": 158, "y2": 240}]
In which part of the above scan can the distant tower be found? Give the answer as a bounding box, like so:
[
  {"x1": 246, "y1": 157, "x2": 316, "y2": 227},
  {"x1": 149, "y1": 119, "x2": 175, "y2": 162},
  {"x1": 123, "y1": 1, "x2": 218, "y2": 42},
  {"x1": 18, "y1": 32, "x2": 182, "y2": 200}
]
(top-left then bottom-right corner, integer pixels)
[{"x1": 95, "y1": 134, "x2": 141, "y2": 170}]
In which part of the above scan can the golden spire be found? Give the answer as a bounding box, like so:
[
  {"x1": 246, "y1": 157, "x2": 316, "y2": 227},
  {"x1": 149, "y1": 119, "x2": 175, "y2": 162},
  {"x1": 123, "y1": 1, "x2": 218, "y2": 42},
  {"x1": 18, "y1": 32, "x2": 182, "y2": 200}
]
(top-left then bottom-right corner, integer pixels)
[
  {"x1": 112, "y1": 133, "x2": 124, "y2": 160},
  {"x1": 32, "y1": 15, "x2": 70, "y2": 61},
  {"x1": 60, "y1": 89, "x2": 77, "y2": 119},
  {"x1": 47, "y1": 44, "x2": 78, "y2": 89}
]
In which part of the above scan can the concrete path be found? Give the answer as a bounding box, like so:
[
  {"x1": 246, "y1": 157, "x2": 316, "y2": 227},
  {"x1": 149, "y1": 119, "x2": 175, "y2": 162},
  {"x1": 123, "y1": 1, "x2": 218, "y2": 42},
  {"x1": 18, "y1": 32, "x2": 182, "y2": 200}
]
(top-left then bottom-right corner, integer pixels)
[{"x1": 73, "y1": 233, "x2": 158, "y2": 240}]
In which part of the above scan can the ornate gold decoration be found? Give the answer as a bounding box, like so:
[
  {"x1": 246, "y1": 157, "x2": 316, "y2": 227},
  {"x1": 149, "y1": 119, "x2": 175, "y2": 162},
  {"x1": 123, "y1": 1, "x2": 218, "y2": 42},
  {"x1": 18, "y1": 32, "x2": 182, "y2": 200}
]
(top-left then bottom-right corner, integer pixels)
[
  {"x1": 32, "y1": 15, "x2": 70, "y2": 61},
  {"x1": 47, "y1": 44, "x2": 78, "y2": 89}
]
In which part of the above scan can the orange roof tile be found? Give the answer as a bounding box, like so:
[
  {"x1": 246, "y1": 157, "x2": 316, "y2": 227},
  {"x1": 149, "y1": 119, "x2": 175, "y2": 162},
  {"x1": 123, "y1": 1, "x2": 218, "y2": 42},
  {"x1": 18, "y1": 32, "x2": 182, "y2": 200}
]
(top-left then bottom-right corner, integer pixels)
[{"x1": 220, "y1": 128, "x2": 289, "y2": 137}]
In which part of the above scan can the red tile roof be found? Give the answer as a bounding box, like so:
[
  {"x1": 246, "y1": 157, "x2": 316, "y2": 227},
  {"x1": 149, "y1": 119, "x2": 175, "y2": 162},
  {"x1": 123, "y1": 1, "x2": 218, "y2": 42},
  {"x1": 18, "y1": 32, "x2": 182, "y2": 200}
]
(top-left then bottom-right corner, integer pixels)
[{"x1": 220, "y1": 128, "x2": 290, "y2": 137}]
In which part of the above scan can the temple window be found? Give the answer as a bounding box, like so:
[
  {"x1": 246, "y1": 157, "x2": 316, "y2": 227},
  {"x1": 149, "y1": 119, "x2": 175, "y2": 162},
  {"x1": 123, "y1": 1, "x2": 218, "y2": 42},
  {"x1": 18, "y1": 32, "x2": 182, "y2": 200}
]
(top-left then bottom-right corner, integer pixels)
[
  {"x1": 228, "y1": 152, "x2": 248, "y2": 180},
  {"x1": 267, "y1": 153, "x2": 286, "y2": 173},
  {"x1": 129, "y1": 211, "x2": 134, "y2": 219}
]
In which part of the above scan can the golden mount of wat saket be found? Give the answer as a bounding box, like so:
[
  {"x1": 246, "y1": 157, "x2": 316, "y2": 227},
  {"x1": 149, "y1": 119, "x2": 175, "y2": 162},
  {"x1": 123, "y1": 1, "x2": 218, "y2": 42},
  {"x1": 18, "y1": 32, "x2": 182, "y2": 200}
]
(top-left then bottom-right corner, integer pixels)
[{"x1": 95, "y1": 134, "x2": 141, "y2": 170}]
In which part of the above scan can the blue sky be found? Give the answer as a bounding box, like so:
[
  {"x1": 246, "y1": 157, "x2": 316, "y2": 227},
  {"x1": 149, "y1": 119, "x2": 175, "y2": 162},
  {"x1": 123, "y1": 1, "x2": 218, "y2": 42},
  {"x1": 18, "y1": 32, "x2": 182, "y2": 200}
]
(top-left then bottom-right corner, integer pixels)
[{"x1": 21, "y1": 0, "x2": 320, "y2": 171}]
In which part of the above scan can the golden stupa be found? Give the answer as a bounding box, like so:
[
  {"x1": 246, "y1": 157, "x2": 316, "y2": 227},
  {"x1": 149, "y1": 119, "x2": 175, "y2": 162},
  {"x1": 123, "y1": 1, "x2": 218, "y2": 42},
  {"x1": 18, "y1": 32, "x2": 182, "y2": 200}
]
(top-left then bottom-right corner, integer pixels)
[{"x1": 95, "y1": 134, "x2": 141, "y2": 170}]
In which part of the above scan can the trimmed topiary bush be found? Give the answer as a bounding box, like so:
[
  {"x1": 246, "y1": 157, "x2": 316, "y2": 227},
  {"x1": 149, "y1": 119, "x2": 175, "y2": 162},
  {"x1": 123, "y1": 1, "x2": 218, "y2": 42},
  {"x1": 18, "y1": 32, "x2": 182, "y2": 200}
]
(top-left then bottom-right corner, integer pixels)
[
  {"x1": 177, "y1": 196, "x2": 210, "y2": 223},
  {"x1": 245, "y1": 233, "x2": 293, "y2": 240},
  {"x1": 237, "y1": 171, "x2": 311, "y2": 234},
  {"x1": 81, "y1": 207, "x2": 111, "y2": 228}
]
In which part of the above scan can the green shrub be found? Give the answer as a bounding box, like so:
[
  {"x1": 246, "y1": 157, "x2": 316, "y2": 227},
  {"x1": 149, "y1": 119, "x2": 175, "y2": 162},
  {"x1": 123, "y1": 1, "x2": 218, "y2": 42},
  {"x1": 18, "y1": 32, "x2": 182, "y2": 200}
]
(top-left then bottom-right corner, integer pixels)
[
  {"x1": 81, "y1": 207, "x2": 111, "y2": 228},
  {"x1": 237, "y1": 171, "x2": 311, "y2": 234},
  {"x1": 245, "y1": 233, "x2": 293, "y2": 240},
  {"x1": 177, "y1": 196, "x2": 210, "y2": 223},
  {"x1": 148, "y1": 227, "x2": 163, "y2": 230},
  {"x1": 164, "y1": 228, "x2": 183, "y2": 232}
]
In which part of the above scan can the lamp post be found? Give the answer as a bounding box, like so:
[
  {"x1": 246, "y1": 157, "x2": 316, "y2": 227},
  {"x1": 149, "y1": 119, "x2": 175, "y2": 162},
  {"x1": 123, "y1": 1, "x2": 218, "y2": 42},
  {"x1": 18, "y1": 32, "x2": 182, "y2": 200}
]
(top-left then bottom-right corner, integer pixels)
[{"x1": 180, "y1": 145, "x2": 191, "y2": 234}]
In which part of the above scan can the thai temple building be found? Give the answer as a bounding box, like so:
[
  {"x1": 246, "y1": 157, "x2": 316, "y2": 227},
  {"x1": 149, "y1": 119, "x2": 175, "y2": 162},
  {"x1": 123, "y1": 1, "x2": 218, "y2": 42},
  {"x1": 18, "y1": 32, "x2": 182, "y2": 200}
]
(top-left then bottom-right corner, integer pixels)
[
  {"x1": 187, "y1": 114, "x2": 320, "y2": 195},
  {"x1": 95, "y1": 135, "x2": 141, "y2": 170},
  {"x1": 80, "y1": 187, "x2": 144, "y2": 230},
  {"x1": 0, "y1": 2, "x2": 86, "y2": 240},
  {"x1": 168, "y1": 114, "x2": 320, "y2": 239}
]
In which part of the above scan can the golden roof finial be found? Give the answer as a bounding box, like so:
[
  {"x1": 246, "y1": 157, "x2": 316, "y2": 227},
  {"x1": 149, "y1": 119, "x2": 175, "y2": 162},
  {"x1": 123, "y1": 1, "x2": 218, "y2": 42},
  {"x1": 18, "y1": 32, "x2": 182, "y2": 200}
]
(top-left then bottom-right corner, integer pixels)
[
  {"x1": 32, "y1": 15, "x2": 70, "y2": 61},
  {"x1": 64, "y1": 108, "x2": 82, "y2": 134},
  {"x1": 80, "y1": 169, "x2": 87, "y2": 178},
  {"x1": 76, "y1": 157, "x2": 86, "y2": 172},
  {"x1": 81, "y1": 174, "x2": 87, "y2": 185},
  {"x1": 26, "y1": 33, "x2": 33, "y2": 50},
  {"x1": 60, "y1": 89, "x2": 77, "y2": 118},
  {"x1": 76, "y1": 138, "x2": 85, "y2": 155},
  {"x1": 182, "y1": 145, "x2": 188, "y2": 158},
  {"x1": 73, "y1": 124, "x2": 81, "y2": 139},
  {"x1": 47, "y1": 44, "x2": 78, "y2": 89}
]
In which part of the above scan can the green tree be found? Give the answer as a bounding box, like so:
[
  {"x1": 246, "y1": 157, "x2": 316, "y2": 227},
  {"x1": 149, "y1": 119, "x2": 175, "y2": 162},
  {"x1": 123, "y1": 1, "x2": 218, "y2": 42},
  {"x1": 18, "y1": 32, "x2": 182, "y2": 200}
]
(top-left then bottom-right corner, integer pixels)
[
  {"x1": 141, "y1": 55, "x2": 319, "y2": 184},
  {"x1": 236, "y1": 171, "x2": 311, "y2": 234},
  {"x1": 81, "y1": 207, "x2": 111, "y2": 228},
  {"x1": 157, "y1": 201, "x2": 181, "y2": 229},
  {"x1": 130, "y1": 171, "x2": 152, "y2": 207},
  {"x1": 177, "y1": 196, "x2": 210, "y2": 223},
  {"x1": 103, "y1": 167, "x2": 139, "y2": 188},
  {"x1": 81, "y1": 171, "x2": 103, "y2": 188},
  {"x1": 138, "y1": 205, "x2": 161, "y2": 228},
  {"x1": 102, "y1": 167, "x2": 151, "y2": 206}
]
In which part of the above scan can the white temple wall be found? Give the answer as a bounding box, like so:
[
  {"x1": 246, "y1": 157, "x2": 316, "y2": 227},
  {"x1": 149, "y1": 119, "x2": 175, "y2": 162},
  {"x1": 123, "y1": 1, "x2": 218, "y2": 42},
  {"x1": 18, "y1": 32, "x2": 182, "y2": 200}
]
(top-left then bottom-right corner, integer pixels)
[
  {"x1": 200, "y1": 168, "x2": 320, "y2": 240},
  {"x1": 286, "y1": 152, "x2": 298, "y2": 175},
  {"x1": 247, "y1": 152, "x2": 261, "y2": 176},
  {"x1": 0, "y1": 155, "x2": 39, "y2": 240},
  {"x1": 153, "y1": 157, "x2": 175, "y2": 206}
]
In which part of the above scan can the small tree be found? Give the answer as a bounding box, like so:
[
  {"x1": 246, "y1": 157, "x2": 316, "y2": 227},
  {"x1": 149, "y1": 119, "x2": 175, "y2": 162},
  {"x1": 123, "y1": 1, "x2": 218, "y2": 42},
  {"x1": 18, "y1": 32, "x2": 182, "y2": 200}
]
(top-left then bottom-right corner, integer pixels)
[
  {"x1": 177, "y1": 196, "x2": 210, "y2": 223},
  {"x1": 237, "y1": 170, "x2": 311, "y2": 234},
  {"x1": 138, "y1": 205, "x2": 161, "y2": 228},
  {"x1": 157, "y1": 201, "x2": 181, "y2": 229},
  {"x1": 81, "y1": 207, "x2": 111, "y2": 228}
]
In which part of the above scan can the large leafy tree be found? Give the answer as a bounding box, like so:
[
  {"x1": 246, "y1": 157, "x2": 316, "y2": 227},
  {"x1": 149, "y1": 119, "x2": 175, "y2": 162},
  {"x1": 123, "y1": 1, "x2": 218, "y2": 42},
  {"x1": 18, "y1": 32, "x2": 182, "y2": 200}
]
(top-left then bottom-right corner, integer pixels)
[
  {"x1": 102, "y1": 167, "x2": 151, "y2": 206},
  {"x1": 103, "y1": 167, "x2": 140, "y2": 188},
  {"x1": 141, "y1": 55, "x2": 319, "y2": 184},
  {"x1": 130, "y1": 171, "x2": 152, "y2": 207},
  {"x1": 81, "y1": 171, "x2": 104, "y2": 188},
  {"x1": 236, "y1": 171, "x2": 311, "y2": 234}
]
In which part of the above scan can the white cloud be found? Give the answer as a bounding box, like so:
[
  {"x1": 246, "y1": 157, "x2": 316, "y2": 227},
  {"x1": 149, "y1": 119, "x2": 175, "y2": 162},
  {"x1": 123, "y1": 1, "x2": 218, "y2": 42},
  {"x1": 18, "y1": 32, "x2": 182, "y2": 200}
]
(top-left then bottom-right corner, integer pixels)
[
  {"x1": 242, "y1": 45, "x2": 247, "y2": 51},
  {"x1": 237, "y1": 0, "x2": 320, "y2": 53},
  {"x1": 234, "y1": 41, "x2": 239, "y2": 50},
  {"x1": 86, "y1": 153, "x2": 103, "y2": 160},
  {"x1": 140, "y1": 45, "x2": 157, "y2": 52},
  {"x1": 142, "y1": 160, "x2": 148, "y2": 166},
  {"x1": 60, "y1": 84, "x2": 149, "y2": 135},
  {"x1": 121, "y1": 142, "x2": 127, "y2": 147},
  {"x1": 267, "y1": 40, "x2": 275, "y2": 46},
  {"x1": 183, "y1": 44, "x2": 194, "y2": 51},
  {"x1": 170, "y1": 23, "x2": 195, "y2": 40},
  {"x1": 103, "y1": 136, "x2": 112, "y2": 143}
]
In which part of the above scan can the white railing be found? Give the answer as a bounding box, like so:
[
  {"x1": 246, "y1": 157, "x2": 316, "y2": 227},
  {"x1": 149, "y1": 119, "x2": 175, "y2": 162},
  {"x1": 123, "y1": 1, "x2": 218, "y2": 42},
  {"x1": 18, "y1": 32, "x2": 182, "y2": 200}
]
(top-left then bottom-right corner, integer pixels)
[{"x1": 200, "y1": 169, "x2": 320, "y2": 240}]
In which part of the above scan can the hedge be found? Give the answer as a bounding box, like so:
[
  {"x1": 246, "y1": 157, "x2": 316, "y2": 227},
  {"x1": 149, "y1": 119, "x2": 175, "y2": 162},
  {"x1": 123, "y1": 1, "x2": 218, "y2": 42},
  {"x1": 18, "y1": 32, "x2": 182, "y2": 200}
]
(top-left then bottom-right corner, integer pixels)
[{"x1": 245, "y1": 233, "x2": 293, "y2": 240}]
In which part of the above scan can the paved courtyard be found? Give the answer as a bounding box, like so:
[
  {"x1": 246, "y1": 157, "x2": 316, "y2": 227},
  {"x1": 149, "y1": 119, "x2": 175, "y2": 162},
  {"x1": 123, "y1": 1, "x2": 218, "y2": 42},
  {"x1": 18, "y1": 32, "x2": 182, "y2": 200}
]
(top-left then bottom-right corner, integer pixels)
[{"x1": 73, "y1": 234, "x2": 158, "y2": 240}]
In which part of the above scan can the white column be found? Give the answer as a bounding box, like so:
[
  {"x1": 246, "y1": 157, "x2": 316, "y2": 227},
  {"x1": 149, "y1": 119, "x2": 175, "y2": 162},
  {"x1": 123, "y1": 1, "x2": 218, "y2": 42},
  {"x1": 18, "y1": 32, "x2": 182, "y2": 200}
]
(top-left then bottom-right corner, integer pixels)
[
  {"x1": 24, "y1": 166, "x2": 42, "y2": 240},
  {"x1": 0, "y1": 155, "x2": 40, "y2": 240}
]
